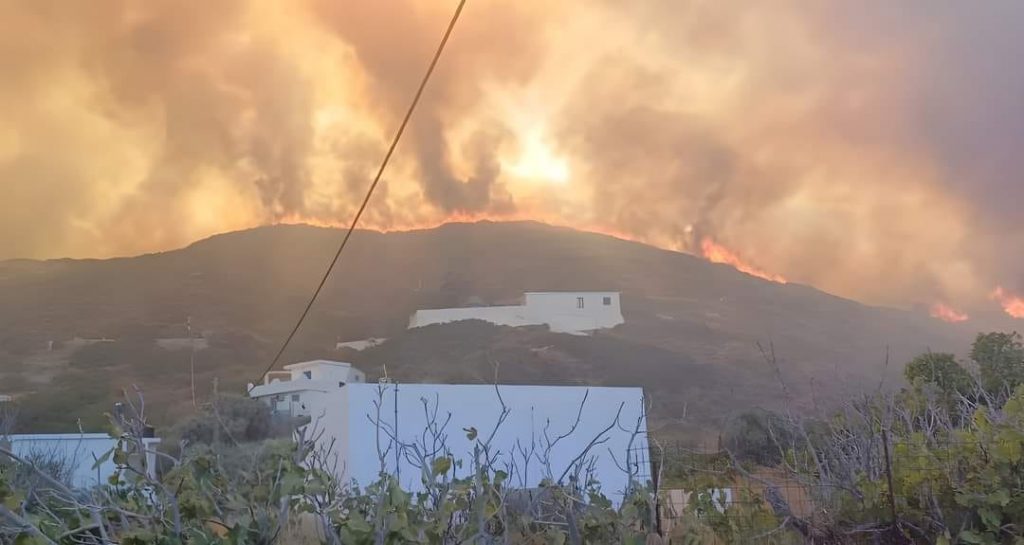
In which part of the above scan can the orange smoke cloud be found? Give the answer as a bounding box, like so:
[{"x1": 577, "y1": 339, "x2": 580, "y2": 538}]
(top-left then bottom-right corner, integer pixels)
[
  {"x1": 3, "y1": 0, "x2": 1024, "y2": 315},
  {"x1": 991, "y1": 286, "x2": 1024, "y2": 319},
  {"x1": 929, "y1": 302, "x2": 969, "y2": 323},
  {"x1": 700, "y1": 238, "x2": 787, "y2": 284}
]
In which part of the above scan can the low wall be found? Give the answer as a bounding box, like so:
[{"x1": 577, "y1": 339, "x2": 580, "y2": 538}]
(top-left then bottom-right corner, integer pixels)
[
  {"x1": 408, "y1": 306, "x2": 537, "y2": 329},
  {"x1": 5, "y1": 433, "x2": 160, "y2": 488}
]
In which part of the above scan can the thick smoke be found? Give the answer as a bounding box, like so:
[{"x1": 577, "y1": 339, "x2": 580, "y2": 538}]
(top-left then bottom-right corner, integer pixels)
[{"x1": 0, "y1": 0, "x2": 1022, "y2": 312}]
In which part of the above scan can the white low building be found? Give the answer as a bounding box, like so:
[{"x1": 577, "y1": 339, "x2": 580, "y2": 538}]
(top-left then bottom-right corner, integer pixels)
[
  {"x1": 335, "y1": 337, "x2": 387, "y2": 352},
  {"x1": 247, "y1": 360, "x2": 366, "y2": 418},
  {"x1": 250, "y1": 361, "x2": 648, "y2": 502},
  {"x1": 3, "y1": 434, "x2": 161, "y2": 489},
  {"x1": 408, "y1": 291, "x2": 625, "y2": 335}
]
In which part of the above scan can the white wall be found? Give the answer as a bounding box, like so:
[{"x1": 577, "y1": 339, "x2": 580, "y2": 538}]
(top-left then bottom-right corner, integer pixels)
[
  {"x1": 308, "y1": 383, "x2": 648, "y2": 503},
  {"x1": 5, "y1": 434, "x2": 160, "y2": 489},
  {"x1": 251, "y1": 361, "x2": 367, "y2": 418},
  {"x1": 288, "y1": 361, "x2": 364, "y2": 383},
  {"x1": 523, "y1": 292, "x2": 623, "y2": 333},
  {"x1": 408, "y1": 306, "x2": 534, "y2": 329},
  {"x1": 408, "y1": 292, "x2": 624, "y2": 335}
]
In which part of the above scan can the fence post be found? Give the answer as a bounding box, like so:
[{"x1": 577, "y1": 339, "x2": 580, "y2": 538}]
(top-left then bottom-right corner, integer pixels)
[
  {"x1": 652, "y1": 452, "x2": 663, "y2": 538},
  {"x1": 881, "y1": 429, "x2": 898, "y2": 527}
]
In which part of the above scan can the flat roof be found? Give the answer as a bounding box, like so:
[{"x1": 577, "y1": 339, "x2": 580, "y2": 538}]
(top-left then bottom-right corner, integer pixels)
[
  {"x1": 284, "y1": 359, "x2": 353, "y2": 370},
  {"x1": 522, "y1": 291, "x2": 620, "y2": 295}
]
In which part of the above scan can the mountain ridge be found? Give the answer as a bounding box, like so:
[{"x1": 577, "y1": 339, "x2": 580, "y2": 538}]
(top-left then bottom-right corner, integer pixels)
[{"x1": 0, "y1": 220, "x2": 976, "y2": 436}]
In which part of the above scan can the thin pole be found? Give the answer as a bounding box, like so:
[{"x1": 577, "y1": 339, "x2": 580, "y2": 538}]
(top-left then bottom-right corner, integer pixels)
[{"x1": 188, "y1": 316, "x2": 196, "y2": 408}]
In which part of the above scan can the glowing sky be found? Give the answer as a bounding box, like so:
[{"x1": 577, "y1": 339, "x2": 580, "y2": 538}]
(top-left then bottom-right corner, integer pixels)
[{"x1": 1, "y1": 0, "x2": 1022, "y2": 315}]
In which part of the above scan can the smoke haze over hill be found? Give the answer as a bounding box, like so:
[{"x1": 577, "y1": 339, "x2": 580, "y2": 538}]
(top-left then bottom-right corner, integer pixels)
[{"x1": 1, "y1": 0, "x2": 1023, "y2": 316}]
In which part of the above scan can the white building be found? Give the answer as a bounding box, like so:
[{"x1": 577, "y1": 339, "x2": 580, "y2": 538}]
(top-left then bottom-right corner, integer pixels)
[
  {"x1": 335, "y1": 337, "x2": 387, "y2": 352},
  {"x1": 408, "y1": 291, "x2": 625, "y2": 335},
  {"x1": 250, "y1": 361, "x2": 648, "y2": 502},
  {"x1": 3, "y1": 434, "x2": 161, "y2": 489},
  {"x1": 248, "y1": 360, "x2": 366, "y2": 418}
]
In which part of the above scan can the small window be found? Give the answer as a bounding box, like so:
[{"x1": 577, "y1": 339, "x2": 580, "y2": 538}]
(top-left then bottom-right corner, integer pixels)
[
  {"x1": 603, "y1": 296, "x2": 612, "y2": 306},
  {"x1": 303, "y1": 371, "x2": 312, "y2": 380},
  {"x1": 338, "y1": 381, "x2": 345, "y2": 388},
  {"x1": 576, "y1": 296, "x2": 585, "y2": 309},
  {"x1": 291, "y1": 394, "x2": 300, "y2": 402}
]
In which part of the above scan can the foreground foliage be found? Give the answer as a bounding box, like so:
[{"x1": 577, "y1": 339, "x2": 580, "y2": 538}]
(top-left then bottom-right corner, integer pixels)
[{"x1": 3, "y1": 331, "x2": 1024, "y2": 544}]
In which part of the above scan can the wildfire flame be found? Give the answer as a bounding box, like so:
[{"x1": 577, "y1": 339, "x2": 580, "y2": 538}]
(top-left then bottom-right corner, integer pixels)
[
  {"x1": 276, "y1": 211, "x2": 650, "y2": 248},
  {"x1": 700, "y1": 238, "x2": 787, "y2": 284},
  {"x1": 277, "y1": 212, "x2": 790, "y2": 284},
  {"x1": 929, "y1": 302, "x2": 969, "y2": 323},
  {"x1": 991, "y1": 286, "x2": 1024, "y2": 319}
]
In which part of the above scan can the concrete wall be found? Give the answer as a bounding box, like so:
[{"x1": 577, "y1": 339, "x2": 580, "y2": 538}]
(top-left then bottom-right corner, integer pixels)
[
  {"x1": 307, "y1": 383, "x2": 647, "y2": 503},
  {"x1": 523, "y1": 292, "x2": 623, "y2": 333},
  {"x1": 408, "y1": 292, "x2": 624, "y2": 334},
  {"x1": 408, "y1": 305, "x2": 534, "y2": 329},
  {"x1": 288, "y1": 361, "x2": 364, "y2": 383},
  {"x1": 5, "y1": 434, "x2": 160, "y2": 489}
]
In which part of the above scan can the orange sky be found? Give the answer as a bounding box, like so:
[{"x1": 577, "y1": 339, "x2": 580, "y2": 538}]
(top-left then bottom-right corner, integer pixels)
[{"x1": 1, "y1": 0, "x2": 1023, "y2": 318}]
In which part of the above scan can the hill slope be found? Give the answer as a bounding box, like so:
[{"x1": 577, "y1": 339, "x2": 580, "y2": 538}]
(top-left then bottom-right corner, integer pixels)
[{"x1": 0, "y1": 221, "x2": 974, "y2": 435}]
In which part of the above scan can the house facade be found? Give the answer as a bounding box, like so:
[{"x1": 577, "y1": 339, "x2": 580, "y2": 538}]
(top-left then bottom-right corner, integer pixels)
[
  {"x1": 247, "y1": 360, "x2": 366, "y2": 418},
  {"x1": 250, "y1": 361, "x2": 648, "y2": 502},
  {"x1": 408, "y1": 291, "x2": 625, "y2": 335}
]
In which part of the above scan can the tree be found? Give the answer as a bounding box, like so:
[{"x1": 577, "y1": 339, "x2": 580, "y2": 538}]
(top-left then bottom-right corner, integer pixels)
[
  {"x1": 173, "y1": 395, "x2": 275, "y2": 446},
  {"x1": 904, "y1": 352, "x2": 972, "y2": 397},
  {"x1": 723, "y1": 409, "x2": 795, "y2": 466},
  {"x1": 970, "y1": 332, "x2": 1024, "y2": 396}
]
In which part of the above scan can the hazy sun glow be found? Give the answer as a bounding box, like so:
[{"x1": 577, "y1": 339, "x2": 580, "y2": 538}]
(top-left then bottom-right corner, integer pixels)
[{"x1": 503, "y1": 129, "x2": 570, "y2": 185}]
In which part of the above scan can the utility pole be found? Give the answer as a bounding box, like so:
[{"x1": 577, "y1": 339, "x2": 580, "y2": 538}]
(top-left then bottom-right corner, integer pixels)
[{"x1": 188, "y1": 316, "x2": 197, "y2": 408}]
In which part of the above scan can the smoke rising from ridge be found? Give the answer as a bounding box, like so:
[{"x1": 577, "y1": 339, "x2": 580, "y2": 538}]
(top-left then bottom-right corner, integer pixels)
[{"x1": 1, "y1": 0, "x2": 1023, "y2": 314}]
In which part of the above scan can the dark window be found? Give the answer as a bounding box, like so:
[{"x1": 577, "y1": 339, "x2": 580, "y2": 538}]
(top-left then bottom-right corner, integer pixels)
[
  {"x1": 338, "y1": 381, "x2": 345, "y2": 388},
  {"x1": 576, "y1": 296, "x2": 585, "y2": 309},
  {"x1": 291, "y1": 394, "x2": 300, "y2": 402},
  {"x1": 603, "y1": 296, "x2": 612, "y2": 306},
  {"x1": 303, "y1": 371, "x2": 312, "y2": 379}
]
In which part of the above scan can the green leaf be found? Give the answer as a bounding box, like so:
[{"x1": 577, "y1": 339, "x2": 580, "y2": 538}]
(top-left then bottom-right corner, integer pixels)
[
  {"x1": 978, "y1": 507, "x2": 1001, "y2": 531},
  {"x1": 346, "y1": 514, "x2": 373, "y2": 534},
  {"x1": 959, "y1": 530, "x2": 987, "y2": 544},
  {"x1": 431, "y1": 457, "x2": 452, "y2": 476},
  {"x1": 112, "y1": 445, "x2": 128, "y2": 466},
  {"x1": 987, "y1": 489, "x2": 1011, "y2": 507},
  {"x1": 91, "y1": 448, "x2": 113, "y2": 470}
]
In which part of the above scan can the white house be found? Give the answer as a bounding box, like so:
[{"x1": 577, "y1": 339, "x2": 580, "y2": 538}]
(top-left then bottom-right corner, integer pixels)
[
  {"x1": 334, "y1": 337, "x2": 387, "y2": 352},
  {"x1": 247, "y1": 360, "x2": 366, "y2": 418},
  {"x1": 408, "y1": 291, "x2": 625, "y2": 335},
  {"x1": 3, "y1": 434, "x2": 161, "y2": 489},
  {"x1": 250, "y1": 361, "x2": 648, "y2": 502}
]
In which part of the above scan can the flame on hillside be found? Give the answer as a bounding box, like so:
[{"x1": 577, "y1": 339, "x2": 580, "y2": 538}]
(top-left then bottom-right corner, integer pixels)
[
  {"x1": 991, "y1": 286, "x2": 1024, "y2": 318},
  {"x1": 276, "y1": 211, "x2": 653, "y2": 249},
  {"x1": 929, "y1": 302, "x2": 969, "y2": 323},
  {"x1": 700, "y1": 238, "x2": 787, "y2": 284},
  {"x1": 279, "y1": 213, "x2": 794, "y2": 284}
]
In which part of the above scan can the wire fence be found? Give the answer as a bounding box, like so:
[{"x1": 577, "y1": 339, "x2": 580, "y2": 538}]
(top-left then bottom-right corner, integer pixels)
[{"x1": 639, "y1": 438, "x2": 995, "y2": 544}]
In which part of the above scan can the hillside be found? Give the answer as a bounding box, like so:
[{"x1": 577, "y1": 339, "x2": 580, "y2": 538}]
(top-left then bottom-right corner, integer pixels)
[{"x1": 0, "y1": 221, "x2": 976, "y2": 436}]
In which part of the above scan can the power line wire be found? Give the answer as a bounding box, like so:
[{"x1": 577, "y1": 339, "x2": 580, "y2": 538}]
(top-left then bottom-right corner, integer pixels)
[{"x1": 248, "y1": 0, "x2": 467, "y2": 392}]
